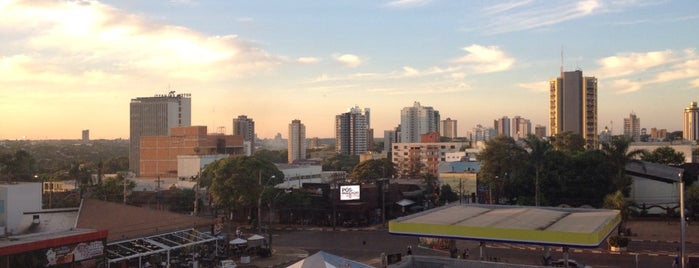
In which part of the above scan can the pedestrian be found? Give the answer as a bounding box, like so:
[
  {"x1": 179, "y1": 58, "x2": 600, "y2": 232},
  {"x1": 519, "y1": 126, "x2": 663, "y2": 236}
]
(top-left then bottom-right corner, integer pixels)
[
  {"x1": 673, "y1": 255, "x2": 679, "y2": 268},
  {"x1": 461, "y1": 248, "x2": 469, "y2": 259},
  {"x1": 407, "y1": 245, "x2": 412, "y2": 255}
]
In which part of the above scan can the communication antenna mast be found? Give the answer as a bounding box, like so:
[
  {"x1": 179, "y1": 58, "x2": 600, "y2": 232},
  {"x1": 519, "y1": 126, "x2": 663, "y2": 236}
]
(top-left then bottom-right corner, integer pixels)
[{"x1": 560, "y1": 45, "x2": 564, "y2": 73}]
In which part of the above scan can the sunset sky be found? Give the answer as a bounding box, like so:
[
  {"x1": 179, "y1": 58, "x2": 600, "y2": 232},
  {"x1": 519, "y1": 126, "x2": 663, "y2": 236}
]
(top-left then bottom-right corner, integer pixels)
[{"x1": 1, "y1": 0, "x2": 698, "y2": 140}]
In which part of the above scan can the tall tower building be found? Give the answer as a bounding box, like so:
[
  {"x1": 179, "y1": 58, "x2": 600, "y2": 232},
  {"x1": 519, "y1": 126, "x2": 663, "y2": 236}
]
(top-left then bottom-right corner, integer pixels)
[
  {"x1": 288, "y1": 119, "x2": 306, "y2": 163},
  {"x1": 494, "y1": 116, "x2": 510, "y2": 137},
  {"x1": 129, "y1": 91, "x2": 191, "y2": 176},
  {"x1": 549, "y1": 70, "x2": 598, "y2": 148},
  {"x1": 684, "y1": 101, "x2": 699, "y2": 141},
  {"x1": 534, "y1": 125, "x2": 547, "y2": 138},
  {"x1": 623, "y1": 112, "x2": 641, "y2": 141},
  {"x1": 233, "y1": 115, "x2": 255, "y2": 156},
  {"x1": 511, "y1": 116, "x2": 532, "y2": 140},
  {"x1": 440, "y1": 118, "x2": 458, "y2": 139},
  {"x1": 400, "y1": 102, "x2": 440, "y2": 143},
  {"x1": 335, "y1": 106, "x2": 369, "y2": 155}
]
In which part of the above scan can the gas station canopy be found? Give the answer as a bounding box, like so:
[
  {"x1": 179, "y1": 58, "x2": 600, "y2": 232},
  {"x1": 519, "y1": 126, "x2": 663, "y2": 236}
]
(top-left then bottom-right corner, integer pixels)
[{"x1": 389, "y1": 204, "x2": 620, "y2": 248}]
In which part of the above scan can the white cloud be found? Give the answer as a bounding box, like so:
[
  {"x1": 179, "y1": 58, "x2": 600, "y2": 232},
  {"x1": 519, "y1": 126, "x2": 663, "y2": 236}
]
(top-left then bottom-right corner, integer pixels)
[
  {"x1": 593, "y1": 48, "x2": 699, "y2": 93},
  {"x1": 297, "y1": 57, "x2": 321, "y2": 64},
  {"x1": 691, "y1": 78, "x2": 699, "y2": 88},
  {"x1": 518, "y1": 81, "x2": 549, "y2": 92},
  {"x1": 402, "y1": 66, "x2": 420, "y2": 76},
  {"x1": 334, "y1": 54, "x2": 362, "y2": 67},
  {"x1": 452, "y1": 44, "x2": 515, "y2": 73},
  {"x1": 577, "y1": 0, "x2": 601, "y2": 14},
  {"x1": 594, "y1": 50, "x2": 674, "y2": 78},
  {"x1": 385, "y1": 0, "x2": 433, "y2": 8},
  {"x1": 0, "y1": 0, "x2": 279, "y2": 87}
]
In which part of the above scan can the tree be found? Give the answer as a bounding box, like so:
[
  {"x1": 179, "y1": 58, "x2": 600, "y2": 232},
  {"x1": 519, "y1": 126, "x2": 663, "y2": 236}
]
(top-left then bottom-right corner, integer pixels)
[
  {"x1": 438, "y1": 184, "x2": 459, "y2": 205},
  {"x1": 254, "y1": 149, "x2": 287, "y2": 164},
  {"x1": 551, "y1": 131, "x2": 586, "y2": 155},
  {"x1": 523, "y1": 134, "x2": 553, "y2": 206},
  {"x1": 321, "y1": 154, "x2": 359, "y2": 172},
  {"x1": 203, "y1": 156, "x2": 284, "y2": 223},
  {"x1": 600, "y1": 136, "x2": 647, "y2": 195},
  {"x1": 0, "y1": 150, "x2": 36, "y2": 182},
  {"x1": 93, "y1": 173, "x2": 135, "y2": 203},
  {"x1": 350, "y1": 158, "x2": 395, "y2": 183},
  {"x1": 641, "y1": 146, "x2": 685, "y2": 165},
  {"x1": 476, "y1": 135, "x2": 527, "y2": 204},
  {"x1": 167, "y1": 188, "x2": 196, "y2": 213}
]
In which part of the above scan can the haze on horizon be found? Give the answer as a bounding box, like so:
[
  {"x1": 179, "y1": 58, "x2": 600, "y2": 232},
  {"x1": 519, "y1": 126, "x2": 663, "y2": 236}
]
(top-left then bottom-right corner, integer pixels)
[{"x1": 1, "y1": 0, "x2": 698, "y2": 140}]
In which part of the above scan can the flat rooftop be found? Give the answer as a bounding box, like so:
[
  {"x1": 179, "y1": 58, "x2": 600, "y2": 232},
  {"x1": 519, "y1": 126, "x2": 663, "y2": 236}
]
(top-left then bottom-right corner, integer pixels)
[{"x1": 389, "y1": 204, "x2": 620, "y2": 248}]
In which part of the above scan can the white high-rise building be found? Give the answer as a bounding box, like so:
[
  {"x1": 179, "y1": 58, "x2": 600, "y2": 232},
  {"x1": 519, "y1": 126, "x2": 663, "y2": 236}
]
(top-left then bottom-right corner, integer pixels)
[
  {"x1": 441, "y1": 118, "x2": 458, "y2": 139},
  {"x1": 288, "y1": 119, "x2": 306, "y2": 163},
  {"x1": 683, "y1": 102, "x2": 699, "y2": 141},
  {"x1": 400, "y1": 102, "x2": 440, "y2": 143},
  {"x1": 335, "y1": 106, "x2": 369, "y2": 155},
  {"x1": 129, "y1": 91, "x2": 191, "y2": 176},
  {"x1": 623, "y1": 112, "x2": 641, "y2": 141}
]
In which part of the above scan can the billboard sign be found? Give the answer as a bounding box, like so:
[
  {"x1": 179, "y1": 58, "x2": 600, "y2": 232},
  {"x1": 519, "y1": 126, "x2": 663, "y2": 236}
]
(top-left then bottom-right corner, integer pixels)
[{"x1": 339, "y1": 185, "x2": 360, "y2": 201}]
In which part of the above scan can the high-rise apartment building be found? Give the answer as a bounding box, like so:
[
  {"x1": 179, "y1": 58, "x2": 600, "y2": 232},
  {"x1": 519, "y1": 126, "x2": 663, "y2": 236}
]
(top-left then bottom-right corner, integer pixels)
[
  {"x1": 82, "y1": 129, "x2": 89, "y2": 142},
  {"x1": 683, "y1": 101, "x2": 699, "y2": 141},
  {"x1": 511, "y1": 116, "x2": 532, "y2": 140},
  {"x1": 400, "y1": 102, "x2": 440, "y2": 143},
  {"x1": 335, "y1": 106, "x2": 369, "y2": 155},
  {"x1": 232, "y1": 115, "x2": 255, "y2": 156},
  {"x1": 549, "y1": 70, "x2": 598, "y2": 148},
  {"x1": 129, "y1": 91, "x2": 191, "y2": 176},
  {"x1": 288, "y1": 119, "x2": 306, "y2": 163},
  {"x1": 534, "y1": 125, "x2": 547, "y2": 138},
  {"x1": 440, "y1": 118, "x2": 458, "y2": 139},
  {"x1": 494, "y1": 116, "x2": 510, "y2": 137},
  {"x1": 623, "y1": 112, "x2": 641, "y2": 141},
  {"x1": 471, "y1": 124, "x2": 496, "y2": 142}
]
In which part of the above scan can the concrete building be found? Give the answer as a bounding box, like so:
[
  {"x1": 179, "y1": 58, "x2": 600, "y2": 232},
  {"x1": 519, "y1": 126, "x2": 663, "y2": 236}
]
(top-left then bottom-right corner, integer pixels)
[
  {"x1": 391, "y1": 142, "x2": 467, "y2": 177},
  {"x1": 288, "y1": 119, "x2": 307, "y2": 164},
  {"x1": 129, "y1": 91, "x2": 191, "y2": 176},
  {"x1": 650, "y1": 128, "x2": 667, "y2": 141},
  {"x1": 471, "y1": 124, "x2": 496, "y2": 142},
  {"x1": 535, "y1": 124, "x2": 547, "y2": 138},
  {"x1": 511, "y1": 116, "x2": 532, "y2": 140},
  {"x1": 440, "y1": 118, "x2": 457, "y2": 139},
  {"x1": 232, "y1": 115, "x2": 255, "y2": 155},
  {"x1": 383, "y1": 125, "x2": 401, "y2": 155},
  {"x1": 81, "y1": 129, "x2": 89, "y2": 142},
  {"x1": 549, "y1": 70, "x2": 598, "y2": 148},
  {"x1": 400, "y1": 102, "x2": 440, "y2": 143},
  {"x1": 335, "y1": 106, "x2": 369, "y2": 155},
  {"x1": 0, "y1": 182, "x2": 42, "y2": 235},
  {"x1": 629, "y1": 142, "x2": 695, "y2": 163},
  {"x1": 624, "y1": 112, "x2": 641, "y2": 141},
  {"x1": 494, "y1": 116, "x2": 510, "y2": 137},
  {"x1": 139, "y1": 126, "x2": 243, "y2": 178},
  {"x1": 176, "y1": 154, "x2": 229, "y2": 179},
  {"x1": 684, "y1": 101, "x2": 699, "y2": 141}
]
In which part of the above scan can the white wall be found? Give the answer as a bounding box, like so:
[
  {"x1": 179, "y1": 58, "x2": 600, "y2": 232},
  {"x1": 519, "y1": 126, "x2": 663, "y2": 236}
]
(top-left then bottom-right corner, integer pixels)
[{"x1": 0, "y1": 183, "x2": 42, "y2": 235}]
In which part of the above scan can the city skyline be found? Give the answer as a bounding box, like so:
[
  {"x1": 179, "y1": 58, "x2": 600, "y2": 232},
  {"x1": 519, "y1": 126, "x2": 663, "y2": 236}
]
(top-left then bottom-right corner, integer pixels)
[{"x1": 1, "y1": 1, "x2": 698, "y2": 140}]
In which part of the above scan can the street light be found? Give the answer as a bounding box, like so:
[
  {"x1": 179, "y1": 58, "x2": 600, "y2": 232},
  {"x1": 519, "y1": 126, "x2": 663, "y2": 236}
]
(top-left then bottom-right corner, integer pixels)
[
  {"x1": 679, "y1": 171, "x2": 686, "y2": 268},
  {"x1": 258, "y1": 173, "x2": 276, "y2": 234}
]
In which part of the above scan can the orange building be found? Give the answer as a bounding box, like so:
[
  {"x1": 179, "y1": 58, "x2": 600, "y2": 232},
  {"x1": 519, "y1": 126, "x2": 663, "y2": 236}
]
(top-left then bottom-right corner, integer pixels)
[{"x1": 139, "y1": 126, "x2": 244, "y2": 178}]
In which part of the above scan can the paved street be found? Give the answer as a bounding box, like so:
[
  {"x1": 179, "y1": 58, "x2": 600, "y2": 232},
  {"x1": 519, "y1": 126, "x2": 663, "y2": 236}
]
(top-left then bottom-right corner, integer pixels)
[{"x1": 257, "y1": 219, "x2": 699, "y2": 267}]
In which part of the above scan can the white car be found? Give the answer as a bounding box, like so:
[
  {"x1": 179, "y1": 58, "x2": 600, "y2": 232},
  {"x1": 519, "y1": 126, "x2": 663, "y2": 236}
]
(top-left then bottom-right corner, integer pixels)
[
  {"x1": 550, "y1": 259, "x2": 591, "y2": 268},
  {"x1": 219, "y1": 260, "x2": 237, "y2": 268}
]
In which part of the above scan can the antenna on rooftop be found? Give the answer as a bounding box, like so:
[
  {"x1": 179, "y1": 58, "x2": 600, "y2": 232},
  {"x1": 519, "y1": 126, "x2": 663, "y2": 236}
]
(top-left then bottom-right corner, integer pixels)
[{"x1": 560, "y1": 45, "x2": 564, "y2": 73}]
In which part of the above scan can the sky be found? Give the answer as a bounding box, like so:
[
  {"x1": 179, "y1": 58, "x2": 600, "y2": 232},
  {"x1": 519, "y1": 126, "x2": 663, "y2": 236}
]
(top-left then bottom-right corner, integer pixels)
[{"x1": 1, "y1": 0, "x2": 698, "y2": 140}]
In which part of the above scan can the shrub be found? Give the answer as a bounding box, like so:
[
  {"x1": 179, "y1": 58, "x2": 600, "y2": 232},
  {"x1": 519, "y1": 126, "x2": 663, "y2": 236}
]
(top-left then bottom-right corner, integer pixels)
[{"x1": 608, "y1": 235, "x2": 630, "y2": 247}]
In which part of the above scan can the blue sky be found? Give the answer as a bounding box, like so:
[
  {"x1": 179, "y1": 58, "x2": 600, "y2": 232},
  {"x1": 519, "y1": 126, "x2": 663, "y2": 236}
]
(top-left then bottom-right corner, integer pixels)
[{"x1": 1, "y1": 0, "x2": 698, "y2": 139}]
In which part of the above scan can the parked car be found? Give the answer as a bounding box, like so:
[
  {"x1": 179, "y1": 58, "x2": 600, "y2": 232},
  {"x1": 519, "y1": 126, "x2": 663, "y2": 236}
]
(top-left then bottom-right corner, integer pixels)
[
  {"x1": 551, "y1": 259, "x2": 591, "y2": 268},
  {"x1": 219, "y1": 259, "x2": 237, "y2": 268}
]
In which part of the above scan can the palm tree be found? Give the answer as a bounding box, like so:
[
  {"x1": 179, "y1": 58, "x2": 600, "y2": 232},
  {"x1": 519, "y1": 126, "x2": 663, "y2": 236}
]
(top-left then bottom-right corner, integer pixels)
[
  {"x1": 600, "y1": 136, "x2": 647, "y2": 195},
  {"x1": 523, "y1": 134, "x2": 553, "y2": 206}
]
